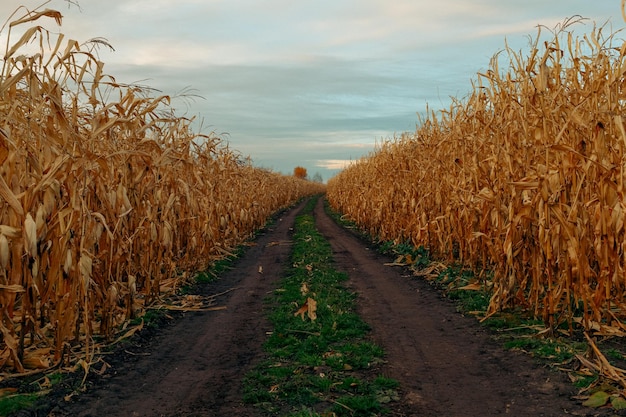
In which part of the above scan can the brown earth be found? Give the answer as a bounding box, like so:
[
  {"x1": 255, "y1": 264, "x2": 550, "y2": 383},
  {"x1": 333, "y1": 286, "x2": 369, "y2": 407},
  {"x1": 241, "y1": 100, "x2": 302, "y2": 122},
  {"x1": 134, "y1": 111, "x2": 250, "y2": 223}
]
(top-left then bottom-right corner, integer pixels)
[{"x1": 15, "y1": 197, "x2": 617, "y2": 417}]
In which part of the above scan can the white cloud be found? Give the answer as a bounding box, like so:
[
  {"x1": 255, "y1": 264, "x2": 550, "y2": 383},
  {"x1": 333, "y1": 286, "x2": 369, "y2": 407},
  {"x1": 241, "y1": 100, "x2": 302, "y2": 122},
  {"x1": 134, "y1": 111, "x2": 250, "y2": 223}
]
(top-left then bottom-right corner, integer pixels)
[
  {"x1": 315, "y1": 159, "x2": 355, "y2": 170},
  {"x1": 115, "y1": 39, "x2": 257, "y2": 67}
]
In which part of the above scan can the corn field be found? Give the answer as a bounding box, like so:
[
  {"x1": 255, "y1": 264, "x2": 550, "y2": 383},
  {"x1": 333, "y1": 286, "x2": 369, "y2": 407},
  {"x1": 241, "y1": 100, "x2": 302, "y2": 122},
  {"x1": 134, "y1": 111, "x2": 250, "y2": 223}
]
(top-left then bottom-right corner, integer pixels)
[
  {"x1": 327, "y1": 19, "x2": 626, "y2": 334},
  {"x1": 0, "y1": 8, "x2": 324, "y2": 376}
]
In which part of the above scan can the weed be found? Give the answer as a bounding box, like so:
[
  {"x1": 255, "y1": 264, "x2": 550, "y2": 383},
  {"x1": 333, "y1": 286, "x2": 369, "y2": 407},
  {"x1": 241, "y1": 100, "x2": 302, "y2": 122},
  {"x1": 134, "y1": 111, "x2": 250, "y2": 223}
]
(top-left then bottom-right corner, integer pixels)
[
  {"x1": 605, "y1": 349, "x2": 625, "y2": 362},
  {"x1": 447, "y1": 288, "x2": 490, "y2": 313},
  {"x1": 333, "y1": 394, "x2": 381, "y2": 415},
  {"x1": 573, "y1": 374, "x2": 599, "y2": 388},
  {"x1": 504, "y1": 337, "x2": 582, "y2": 363}
]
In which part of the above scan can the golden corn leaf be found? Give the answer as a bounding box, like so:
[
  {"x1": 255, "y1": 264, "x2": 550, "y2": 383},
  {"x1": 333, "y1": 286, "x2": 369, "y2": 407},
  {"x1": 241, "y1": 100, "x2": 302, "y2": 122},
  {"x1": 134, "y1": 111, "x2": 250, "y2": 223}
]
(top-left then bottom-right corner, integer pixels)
[
  {"x1": 9, "y1": 8, "x2": 62, "y2": 27},
  {"x1": 0, "y1": 130, "x2": 8, "y2": 165},
  {"x1": 0, "y1": 284, "x2": 25, "y2": 293},
  {"x1": 0, "y1": 176, "x2": 23, "y2": 216}
]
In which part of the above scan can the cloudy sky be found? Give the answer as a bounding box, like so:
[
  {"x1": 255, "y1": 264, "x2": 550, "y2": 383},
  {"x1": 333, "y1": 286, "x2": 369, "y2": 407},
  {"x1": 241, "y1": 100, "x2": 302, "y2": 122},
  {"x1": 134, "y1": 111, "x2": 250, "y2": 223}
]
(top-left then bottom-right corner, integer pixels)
[{"x1": 0, "y1": 1, "x2": 622, "y2": 181}]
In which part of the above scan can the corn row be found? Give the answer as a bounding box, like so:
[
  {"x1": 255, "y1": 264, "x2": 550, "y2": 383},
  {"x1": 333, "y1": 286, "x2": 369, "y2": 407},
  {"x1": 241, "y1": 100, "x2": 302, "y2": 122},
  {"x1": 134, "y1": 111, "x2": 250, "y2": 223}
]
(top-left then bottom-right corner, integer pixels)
[
  {"x1": 327, "y1": 19, "x2": 626, "y2": 332},
  {"x1": 0, "y1": 8, "x2": 324, "y2": 375}
]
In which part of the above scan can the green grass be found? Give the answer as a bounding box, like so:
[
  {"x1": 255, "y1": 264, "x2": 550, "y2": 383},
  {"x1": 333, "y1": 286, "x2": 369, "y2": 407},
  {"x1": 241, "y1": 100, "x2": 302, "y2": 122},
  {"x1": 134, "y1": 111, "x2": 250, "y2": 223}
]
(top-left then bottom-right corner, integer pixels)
[
  {"x1": 573, "y1": 374, "x2": 599, "y2": 389},
  {"x1": 606, "y1": 348, "x2": 625, "y2": 361},
  {"x1": 0, "y1": 392, "x2": 41, "y2": 416},
  {"x1": 503, "y1": 337, "x2": 584, "y2": 363},
  {"x1": 0, "y1": 370, "x2": 66, "y2": 416},
  {"x1": 244, "y1": 196, "x2": 398, "y2": 416}
]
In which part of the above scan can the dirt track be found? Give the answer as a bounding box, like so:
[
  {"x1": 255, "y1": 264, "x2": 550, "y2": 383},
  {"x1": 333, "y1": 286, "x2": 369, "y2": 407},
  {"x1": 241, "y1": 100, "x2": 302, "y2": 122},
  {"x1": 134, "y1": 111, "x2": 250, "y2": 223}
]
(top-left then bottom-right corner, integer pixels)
[{"x1": 35, "y1": 197, "x2": 606, "y2": 417}]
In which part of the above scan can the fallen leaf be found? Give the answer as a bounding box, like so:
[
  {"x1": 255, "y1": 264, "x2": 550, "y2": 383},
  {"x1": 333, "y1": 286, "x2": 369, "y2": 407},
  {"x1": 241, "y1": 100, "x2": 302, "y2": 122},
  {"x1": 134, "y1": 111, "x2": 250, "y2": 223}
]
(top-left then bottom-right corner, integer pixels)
[
  {"x1": 112, "y1": 320, "x2": 144, "y2": 345},
  {"x1": 294, "y1": 297, "x2": 317, "y2": 321},
  {"x1": 384, "y1": 254, "x2": 408, "y2": 266},
  {"x1": 457, "y1": 283, "x2": 482, "y2": 291},
  {"x1": 612, "y1": 396, "x2": 626, "y2": 410},
  {"x1": 0, "y1": 129, "x2": 8, "y2": 165},
  {"x1": 295, "y1": 303, "x2": 307, "y2": 320},
  {"x1": 95, "y1": 361, "x2": 109, "y2": 375},
  {"x1": 583, "y1": 391, "x2": 610, "y2": 408},
  {"x1": 376, "y1": 388, "x2": 400, "y2": 404},
  {"x1": 23, "y1": 354, "x2": 50, "y2": 369},
  {"x1": 307, "y1": 297, "x2": 317, "y2": 321}
]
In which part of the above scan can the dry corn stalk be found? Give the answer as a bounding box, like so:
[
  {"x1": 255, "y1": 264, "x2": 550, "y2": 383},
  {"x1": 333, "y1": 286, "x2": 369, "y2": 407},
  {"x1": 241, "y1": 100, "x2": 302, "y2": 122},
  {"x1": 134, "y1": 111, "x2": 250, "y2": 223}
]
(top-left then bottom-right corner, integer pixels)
[
  {"x1": 327, "y1": 17, "x2": 626, "y2": 333},
  {"x1": 0, "y1": 5, "x2": 324, "y2": 377}
]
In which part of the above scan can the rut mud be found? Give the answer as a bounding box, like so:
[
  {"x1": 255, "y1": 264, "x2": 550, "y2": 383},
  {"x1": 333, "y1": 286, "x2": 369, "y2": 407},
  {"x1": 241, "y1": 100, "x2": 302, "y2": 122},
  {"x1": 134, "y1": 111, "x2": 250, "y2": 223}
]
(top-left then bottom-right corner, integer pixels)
[{"x1": 22, "y1": 197, "x2": 609, "y2": 416}]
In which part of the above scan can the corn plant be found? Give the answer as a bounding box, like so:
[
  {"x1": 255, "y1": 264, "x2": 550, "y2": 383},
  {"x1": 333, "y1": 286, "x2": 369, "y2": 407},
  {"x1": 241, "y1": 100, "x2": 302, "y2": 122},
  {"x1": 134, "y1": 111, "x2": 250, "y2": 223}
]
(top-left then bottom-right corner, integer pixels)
[
  {"x1": 327, "y1": 18, "x2": 626, "y2": 333},
  {"x1": 0, "y1": 5, "x2": 324, "y2": 376}
]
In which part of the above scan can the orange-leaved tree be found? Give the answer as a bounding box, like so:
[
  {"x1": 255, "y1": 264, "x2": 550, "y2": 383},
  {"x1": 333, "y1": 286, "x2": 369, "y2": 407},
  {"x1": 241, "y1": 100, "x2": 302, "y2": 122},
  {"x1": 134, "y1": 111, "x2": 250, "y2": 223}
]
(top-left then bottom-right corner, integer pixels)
[{"x1": 294, "y1": 166, "x2": 307, "y2": 179}]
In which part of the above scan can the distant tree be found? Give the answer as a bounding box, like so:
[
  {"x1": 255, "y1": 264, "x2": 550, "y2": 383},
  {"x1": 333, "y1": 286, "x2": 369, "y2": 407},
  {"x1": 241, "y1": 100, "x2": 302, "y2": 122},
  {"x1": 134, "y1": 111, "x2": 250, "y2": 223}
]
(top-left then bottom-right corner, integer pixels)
[
  {"x1": 312, "y1": 172, "x2": 323, "y2": 183},
  {"x1": 294, "y1": 166, "x2": 308, "y2": 179}
]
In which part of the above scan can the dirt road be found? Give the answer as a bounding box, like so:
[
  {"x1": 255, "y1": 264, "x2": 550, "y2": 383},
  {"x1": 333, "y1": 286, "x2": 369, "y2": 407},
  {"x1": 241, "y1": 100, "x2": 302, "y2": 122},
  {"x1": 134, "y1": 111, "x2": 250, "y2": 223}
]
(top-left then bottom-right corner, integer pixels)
[{"x1": 36, "y1": 197, "x2": 602, "y2": 416}]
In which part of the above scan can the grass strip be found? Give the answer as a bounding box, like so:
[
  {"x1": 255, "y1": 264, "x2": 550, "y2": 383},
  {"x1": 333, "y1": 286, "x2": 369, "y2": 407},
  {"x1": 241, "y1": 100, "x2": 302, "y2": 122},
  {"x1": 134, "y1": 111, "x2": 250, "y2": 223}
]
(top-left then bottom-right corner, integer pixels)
[{"x1": 244, "y1": 197, "x2": 398, "y2": 416}]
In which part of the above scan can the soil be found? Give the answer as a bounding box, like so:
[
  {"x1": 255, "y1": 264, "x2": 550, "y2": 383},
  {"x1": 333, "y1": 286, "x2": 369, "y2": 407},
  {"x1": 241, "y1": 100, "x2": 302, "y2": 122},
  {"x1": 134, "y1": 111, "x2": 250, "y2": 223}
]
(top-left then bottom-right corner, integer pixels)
[{"x1": 16, "y1": 197, "x2": 617, "y2": 417}]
